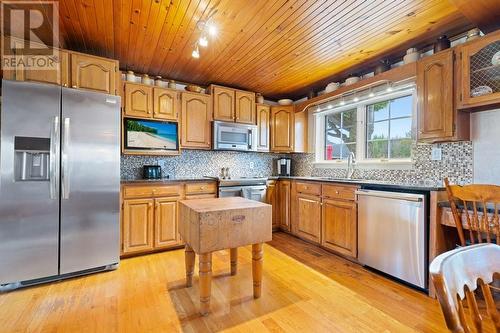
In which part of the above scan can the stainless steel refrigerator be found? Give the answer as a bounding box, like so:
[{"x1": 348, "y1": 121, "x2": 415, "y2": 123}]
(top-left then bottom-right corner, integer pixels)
[{"x1": 0, "y1": 80, "x2": 120, "y2": 290}]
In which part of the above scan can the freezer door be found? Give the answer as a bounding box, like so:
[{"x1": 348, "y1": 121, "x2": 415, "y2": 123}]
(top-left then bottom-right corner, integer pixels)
[
  {"x1": 357, "y1": 190, "x2": 426, "y2": 289},
  {"x1": 0, "y1": 80, "x2": 60, "y2": 284},
  {"x1": 60, "y1": 88, "x2": 120, "y2": 274}
]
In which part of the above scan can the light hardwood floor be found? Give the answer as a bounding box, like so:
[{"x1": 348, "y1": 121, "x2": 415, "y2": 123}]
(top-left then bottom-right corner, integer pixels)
[{"x1": 0, "y1": 232, "x2": 448, "y2": 333}]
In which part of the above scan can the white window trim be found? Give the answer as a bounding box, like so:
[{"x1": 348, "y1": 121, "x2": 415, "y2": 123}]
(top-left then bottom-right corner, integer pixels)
[{"x1": 314, "y1": 89, "x2": 416, "y2": 170}]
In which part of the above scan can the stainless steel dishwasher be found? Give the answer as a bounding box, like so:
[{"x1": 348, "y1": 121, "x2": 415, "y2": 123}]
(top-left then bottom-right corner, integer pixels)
[{"x1": 356, "y1": 189, "x2": 427, "y2": 289}]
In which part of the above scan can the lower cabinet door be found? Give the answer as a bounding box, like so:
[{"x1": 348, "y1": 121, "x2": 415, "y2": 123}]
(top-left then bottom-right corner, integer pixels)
[
  {"x1": 321, "y1": 199, "x2": 357, "y2": 258},
  {"x1": 296, "y1": 194, "x2": 321, "y2": 243},
  {"x1": 154, "y1": 197, "x2": 179, "y2": 249},
  {"x1": 122, "y1": 198, "x2": 154, "y2": 254},
  {"x1": 266, "y1": 181, "x2": 280, "y2": 228}
]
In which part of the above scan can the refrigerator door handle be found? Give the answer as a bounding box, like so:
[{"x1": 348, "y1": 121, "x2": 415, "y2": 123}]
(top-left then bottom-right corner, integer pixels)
[
  {"x1": 49, "y1": 116, "x2": 60, "y2": 199},
  {"x1": 62, "y1": 117, "x2": 71, "y2": 199}
]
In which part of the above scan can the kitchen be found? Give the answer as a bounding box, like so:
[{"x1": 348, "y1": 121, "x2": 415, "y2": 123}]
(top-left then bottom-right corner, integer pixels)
[{"x1": 0, "y1": 1, "x2": 499, "y2": 332}]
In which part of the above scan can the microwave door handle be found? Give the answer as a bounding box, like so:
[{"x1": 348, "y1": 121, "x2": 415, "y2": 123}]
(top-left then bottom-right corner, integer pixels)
[{"x1": 248, "y1": 130, "x2": 253, "y2": 149}]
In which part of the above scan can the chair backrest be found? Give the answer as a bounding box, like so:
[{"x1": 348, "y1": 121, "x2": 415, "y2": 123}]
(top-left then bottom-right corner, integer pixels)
[
  {"x1": 430, "y1": 243, "x2": 500, "y2": 333},
  {"x1": 444, "y1": 178, "x2": 500, "y2": 246}
]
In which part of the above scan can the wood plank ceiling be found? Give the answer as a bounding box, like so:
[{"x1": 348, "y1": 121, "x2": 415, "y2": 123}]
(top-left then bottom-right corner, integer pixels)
[{"x1": 56, "y1": 0, "x2": 471, "y2": 99}]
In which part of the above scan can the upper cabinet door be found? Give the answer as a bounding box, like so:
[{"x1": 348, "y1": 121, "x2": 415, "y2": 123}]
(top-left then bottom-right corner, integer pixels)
[
  {"x1": 124, "y1": 83, "x2": 153, "y2": 118},
  {"x1": 459, "y1": 32, "x2": 500, "y2": 108},
  {"x1": 417, "y1": 49, "x2": 454, "y2": 141},
  {"x1": 271, "y1": 106, "x2": 295, "y2": 152},
  {"x1": 235, "y1": 90, "x2": 256, "y2": 124},
  {"x1": 212, "y1": 86, "x2": 235, "y2": 122},
  {"x1": 181, "y1": 92, "x2": 211, "y2": 149},
  {"x1": 256, "y1": 104, "x2": 270, "y2": 151},
  {"x1": 153, "y1": 88, "x2": 178, "y2": 121},
  {"x1": 70, "y1": 53, "x2": 117, "y2": 95}
]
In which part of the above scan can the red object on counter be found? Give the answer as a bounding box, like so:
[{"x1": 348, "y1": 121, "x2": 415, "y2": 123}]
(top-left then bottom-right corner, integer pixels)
[{"x1": 326, "y1": 145, "x2": 333, "y2": 160}]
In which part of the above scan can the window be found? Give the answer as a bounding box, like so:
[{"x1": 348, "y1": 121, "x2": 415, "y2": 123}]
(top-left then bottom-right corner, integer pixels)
[
  {"x1": 324, "y1": 109, "x2": 356, "y2": 160},
  {"x1": 315, "y1": 89, "x2": 415, "y2": 166},
  {"x1": 365, "y1": 95, "x2": 413, "y2": 159}
]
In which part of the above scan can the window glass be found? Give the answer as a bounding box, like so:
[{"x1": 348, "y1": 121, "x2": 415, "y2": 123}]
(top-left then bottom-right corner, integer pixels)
[
  {"x1": 365, "y1": 95, "x2": 412, "y2": 159},
  {"x1": 324, "y1": 109, "x2": 357, "y2": 160}
]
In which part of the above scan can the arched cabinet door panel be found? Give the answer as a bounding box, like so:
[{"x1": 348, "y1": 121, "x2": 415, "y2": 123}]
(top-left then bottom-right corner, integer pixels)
[
  {"x1": 235, "y1": 91, "x2": 255, "y2": 124},
  {"x1": 124, "y1": 83, "x2": 153, "y2": 118},
  {"x1": 271, "y1": 106, "x2": 294, "y2": 152},
  {"x1": 181, "y1": 92, "x2": 212, "y2": 149},
  {"x1": 70, "y1": 53, "x2": 117, "y2": 94}
]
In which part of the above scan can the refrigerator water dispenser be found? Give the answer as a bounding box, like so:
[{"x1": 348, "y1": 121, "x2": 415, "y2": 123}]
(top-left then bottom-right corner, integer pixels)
[{"x1": 14, "y1": 137, "x2": 50, "y2": 181}]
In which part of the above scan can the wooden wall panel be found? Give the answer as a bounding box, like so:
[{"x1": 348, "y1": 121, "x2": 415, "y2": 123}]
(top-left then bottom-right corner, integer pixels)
[{"x1": 37, "y1": 0, "x2": 471, "y2": 99}]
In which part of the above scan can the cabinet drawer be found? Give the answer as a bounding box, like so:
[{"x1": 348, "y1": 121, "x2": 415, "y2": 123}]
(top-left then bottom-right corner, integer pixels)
[
  {"x1": 322, "y1": 184, "x2": 356, "y2": 201},
  {"x1": 185, "y1": 182, "x2": 217, "y2": 195},
  {"x1": 185, "y1": 193, "x2": 217, "y2": 200},
  {"x1": 296, "y1": 182, "x2": 321, "y2": 196},
  {"x1": 123, "y1": 185, "x2": 181, "y2": 198}
]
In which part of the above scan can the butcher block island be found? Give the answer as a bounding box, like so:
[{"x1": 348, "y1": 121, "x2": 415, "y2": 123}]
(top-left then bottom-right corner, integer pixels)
[{"x1": 179, "y1": 197, "x2": 272, "y2": 315}]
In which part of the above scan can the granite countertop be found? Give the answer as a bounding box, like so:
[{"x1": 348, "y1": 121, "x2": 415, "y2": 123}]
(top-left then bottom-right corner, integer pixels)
[
  {"x1": 121, "y1": 175, "x2": 444, "y2": 191},
  {"x1": 270, "y1": 176, "x2": 444, "y2": 192},
  {"x1": 121, "y1": 176, "x2": 217, "y2": 184}
]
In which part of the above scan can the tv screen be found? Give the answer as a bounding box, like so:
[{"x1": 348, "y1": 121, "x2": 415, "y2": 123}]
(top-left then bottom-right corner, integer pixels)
[{"x1": 124, "y1": 118, "x2": 179, "y2": 151}]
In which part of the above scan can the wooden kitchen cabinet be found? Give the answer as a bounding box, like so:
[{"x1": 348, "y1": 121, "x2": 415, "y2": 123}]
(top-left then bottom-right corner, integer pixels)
[
  {"x1": 321, "y1": 198, "x2": 357, "y2": 258},
  {"x1": 279, "y1": 180, "x2": 291, "y2": 231},
  {"x1": 458, "y1": 31, "x2": 500, "y2": 109},
  {"x1": 294, "y1": 110, "x2": 308, "y2": 153},
  {"x1": 70, "y1": 53, "x2": 117, "y2": 95},
  {"x1": 180, "y1": 92, "x2": 212, "y2": 149},
  {"x1": 256, "y1": 104, "x2": 270, "y2": 151},
  {"x1": 235, "y1": 90, "x2": 256, "y2": 124},
  {"x1": 124, "y1": 83, "x2": 153, "y2": 118},
  {"x1": 154, "y1": 197, "x2": 179, "y2": 249},
  {"x1": 295, "y1": 193, "x2": 321, "y2": 244},
  {"x1": 417, "y1": 49, "x2": 469, "y2": 142},
  {"x1": 153, "y1": 87, "x2": 179, "y2": 121},
  {"x1": 10, "y1": 51, "x2": 69, "y2": 87},
  {"x1": 122, "y1": 198, "x2": 154, "y2": 254},
  {"x1": 211, "y1": 85, "x2": 235, "y2": 122},
  {"x1": 266, "y1": 180, "x2": 280, "y2": 229},
  {"x1": 271, "y1": 106, "x2": 295, "y2": 152},
  {"x1": 417, "y1": 49, "x2": 454, "y2": 141}
]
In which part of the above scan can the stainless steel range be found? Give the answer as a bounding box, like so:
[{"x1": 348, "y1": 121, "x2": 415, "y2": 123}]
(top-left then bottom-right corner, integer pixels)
[{"x1": 218, "y1": 177, "x2": 268, "y2": 202}]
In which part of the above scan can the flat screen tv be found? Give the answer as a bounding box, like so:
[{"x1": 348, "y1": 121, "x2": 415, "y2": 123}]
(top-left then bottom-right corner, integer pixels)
[{"x1": 124, "y1": 118, "x2": 179, "y2": 151}]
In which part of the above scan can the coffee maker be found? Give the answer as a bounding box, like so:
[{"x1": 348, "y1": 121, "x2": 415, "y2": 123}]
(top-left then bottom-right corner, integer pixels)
[{"x1": 276, "y1": 158, "x2": 291, "y2": 176}]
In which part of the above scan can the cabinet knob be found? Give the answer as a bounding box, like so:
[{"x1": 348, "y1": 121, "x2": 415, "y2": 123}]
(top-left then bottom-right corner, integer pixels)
[
  {"x1": 335, "y1": 191, "x2": 339, "y2": 194},
  {"x1": 148, "y1": 203, "x2": 153, "y2": 208},
  {"x1": 72, "y1": 85, "x2": 77, "y2": 89},
  {"x1": 63, "y1": 83, "x2": 67, "y2": 87},
  {"x1": 200, "y1": 186, "x2": 206, "y2": 190}
]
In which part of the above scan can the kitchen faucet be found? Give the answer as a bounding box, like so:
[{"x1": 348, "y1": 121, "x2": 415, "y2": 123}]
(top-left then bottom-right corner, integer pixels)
[{"x1": 346, "y1": 152, "x2": 356, "y2": 179}]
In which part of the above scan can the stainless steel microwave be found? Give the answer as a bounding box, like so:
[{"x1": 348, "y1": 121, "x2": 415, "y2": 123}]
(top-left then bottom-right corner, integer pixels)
[{"x1": 213, "y1": 121, "x2": 257, "y2": 152}]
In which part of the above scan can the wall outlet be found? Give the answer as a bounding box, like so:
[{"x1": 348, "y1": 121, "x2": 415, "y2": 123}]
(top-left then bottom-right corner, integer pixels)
[
  {"x1": 249, "y1": 162, "x2": 255, "y2": 169},
  {"x1": 431, "y1": 147, "x2": 442, "y2": 161}
]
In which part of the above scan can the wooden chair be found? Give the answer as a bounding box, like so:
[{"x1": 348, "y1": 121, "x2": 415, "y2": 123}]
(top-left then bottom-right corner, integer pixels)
[
  {"x1": 444, "y1": 178, "x2": 500, "y2": 245},
  {"x1": 430, "y1": 243, "x2": 500, "y2": 333}
]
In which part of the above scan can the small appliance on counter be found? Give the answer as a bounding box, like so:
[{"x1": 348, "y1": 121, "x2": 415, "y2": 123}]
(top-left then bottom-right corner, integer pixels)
[
  {"x1": 143, "y1": 165, "x2": 162, "y2": 179},
  {"x1": 277, "y1": 158, "x2": 291, "y2": 176}
]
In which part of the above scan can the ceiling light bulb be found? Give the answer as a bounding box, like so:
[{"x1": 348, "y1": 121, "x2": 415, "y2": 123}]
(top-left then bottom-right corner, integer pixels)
[
  {"x1": 192, "y1": 48, "x2": 200, "y2": 59},
  {"x1": 208, "y1": 24, "x2": 217, "y2": 36},
  {"x1": 199, "y1": 36, "x2": 208, "y2": 47},
  {"x1": 369, "y1": 92, "x2": 375, "y2": 97},
  {"x1": 353, "y1": 97, "x2": 359, "y2": 102},
  {"x1": 340, "y1": 100, "x2": 345, "y2": 106},
  {"x1": 328, "y1": 105, "x2": 332, "y2": 109}
]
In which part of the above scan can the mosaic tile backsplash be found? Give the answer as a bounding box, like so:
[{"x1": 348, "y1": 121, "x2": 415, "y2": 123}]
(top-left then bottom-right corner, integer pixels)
[
  {"x1": 291, "y1": 141, "x2": 473, "y2": 186},
  {"x1": 121, "y1": 150, "x2": 287, "y2": 180},
  {"x1": 121, "y1": 142, "x2": 473, "y2": 186}
]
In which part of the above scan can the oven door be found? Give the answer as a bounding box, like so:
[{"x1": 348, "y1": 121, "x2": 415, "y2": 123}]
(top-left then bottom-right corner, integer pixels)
[
  {"x1": 242, "y1": 185, "x2": 267, "y2": 202},
  {"x1": 218, "y1": 186, "x2": 243, "y2": 198}
]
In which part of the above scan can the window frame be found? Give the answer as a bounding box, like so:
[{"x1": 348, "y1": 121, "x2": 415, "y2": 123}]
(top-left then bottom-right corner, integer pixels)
[{"x1": 314, "y1": 88, "x2": 416, "y2": 169}]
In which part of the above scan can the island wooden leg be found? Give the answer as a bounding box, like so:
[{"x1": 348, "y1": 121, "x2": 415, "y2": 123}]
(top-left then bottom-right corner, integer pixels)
[
  {"x1": 199, "y1": 253, "x2": 212, "y2": 316},
  {"x1": 185, "y1": 244, "x2": 195, "y2": 287},
  {"x1": 252, "y1": 243, "x2": 263, "y2": 299},
  {"x1": 230, "y1": 248, "x2": 238, "y2": 276}
]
